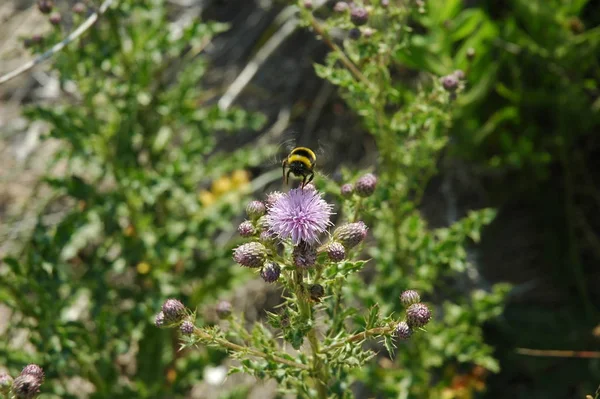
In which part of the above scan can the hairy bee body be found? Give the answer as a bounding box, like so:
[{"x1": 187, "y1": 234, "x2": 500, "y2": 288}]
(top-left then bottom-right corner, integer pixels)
[{"x1": 282, "y1": 147, "x2": 316, "y2": 188}]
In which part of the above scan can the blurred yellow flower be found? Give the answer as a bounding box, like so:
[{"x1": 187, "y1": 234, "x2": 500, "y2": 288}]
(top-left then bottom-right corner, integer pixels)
[
  {"x1": 136, "y1": 262, "x2": 151, "y2": 275},
  {"x1": 211, "y1": 175, "x2": 233, "y2": 196},
  {"x1": 198, "y1": 190, "x2": 216, "y2": 207},
  {"x1": 230, "y1": 169, "x2": 250, "y2": 188}
]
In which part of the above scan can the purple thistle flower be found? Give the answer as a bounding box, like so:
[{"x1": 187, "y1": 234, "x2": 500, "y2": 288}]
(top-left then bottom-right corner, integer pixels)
[
  {"x1": 12, "y1": 374, "x2": 41, "y2": 399},
  {"x1": 162, "y1": 299, "x2": 186, "y2": 323},
  {"x1": 406, "y1": 303, "x2": 432, "y2": 328},
  {"x1": 260, "y1": 262, "x2": 281, "y2": 283},
  {"x1": 400, "y1": 290, "x2": 421, "y2": 307},
  {"x1": 180, "y1": 320, "x2": 195, "y2": 335},
  {"x1": 327, "y1": 241, "x2": 346, "y2": 262},
  {"x1": 21, "y1": 365, "x2": 44, "y2": 383},
  {"x1": 238, "y1": 221, "x2": 255, "y2": 237},
  {"x1": 266, "y1": 188, "x2": 333, "y2": 245},
  {"x1": 395, "y1": 321, "x2": 412, "y2": 340}
]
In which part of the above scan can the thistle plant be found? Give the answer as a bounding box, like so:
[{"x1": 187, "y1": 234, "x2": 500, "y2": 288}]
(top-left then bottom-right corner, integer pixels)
[
  {"x1": 156, "y1": 175, "x2": 433, "y2": 398},
  {"x1": 0, "y1": 364, "x2": 45, "y2": 399}
]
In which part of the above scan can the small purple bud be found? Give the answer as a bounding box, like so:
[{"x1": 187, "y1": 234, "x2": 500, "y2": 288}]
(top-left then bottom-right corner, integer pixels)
[
  {"x1": 395, "y1": 321, "x2": 412, "y2": 340},
  {"x1": 340, "y1": 183, "x2": 354, "y2": 199},
  {"x1": 334, "y1": 2, "x2": 349, "y2": 12},
  {"x1": 260, "y1": 262, "x2": 281, "y2": 283},
  {"x1": 309, "y1": 284, "x2": 325, "y2": 302},
  {"x1": 293, "y1": 242, "x2": 317, "y2": 268},
  {"x1": 265, "y1": 191, "x2": 284, "y2": 207},
  {"x1": 259, "y1": 230, "x2": 276, "y2": 244},
  {"x1": 355, "y1": 173, "x2": 377, "y2": 197},
  {"x1": 180, "y1": 320, "x2": 194, "y2": 335},
  {"x1": 334, "y1": 221, "x2": 368, "y2": 249},
  {"x1": 155, "y1": 311, "x2": 165, "y2": 327},
  {"x1": 349, "y1": 28, "x2": 361, "y2": 40},
  {"x1": 350, "y1": 7, "x2": 369, "y2": 26},
  {"x1": 246, "y1": 200, "x2": 266, "y2": 220},
  {"x1": 400, "y1": 290, "x2": 421, "y2": 307},
  {"x1": 72, "y1": 2, "x2": 86, "y2": 14},
  {"x1": 162, "y1": 299, "x2": 186, "y2": 323},
  {"x1": 49, "y1": 12, "x2": 61, "y2": 26},
  {"x1": 406, "y1": 303, "x2": 432, "y2": 328},
  {"x1": 440, "y1": 74, "x2": 459, "y2": 92},
  {"x1": 0, "y1": 373, "x2": 13, "y2": 394},
  {"x1": 238, "y1": 220, "x2": 255, "y2": 237},
  {"x1": 216, "y1": 301, "x2": 232, "y2": 319},
  {"x1": 233, "y1": 242, "x2": 267, "y2": 268},
  {"x1": 12, "y1": 373, "x2": 41, "y2": 399},
  {"x1": 327, "y1": 241, "x2": 346, "y2": 262},
  {"x1": 303, "y1": 0, "x2": 313, "y2": 9},
  {"x1": 20, "y1": 365, "x2": 44, "y2": 383},
  {"x1": 37, "y1": 0, "x2": 53, "y2": 14},
  {"x1": 453, "y1": 69, "x2": 465, "y2": 80}
]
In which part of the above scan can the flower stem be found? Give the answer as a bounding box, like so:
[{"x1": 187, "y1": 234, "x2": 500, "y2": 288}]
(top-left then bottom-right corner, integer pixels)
[
  {"x1": 352, "y1": 197, "x2": 363, "y2": 222},
  {"x1": 308, "y1": 329, "x2": 329, "y2": 399},
  {"x1": 324, "y1": 324, "x2": 395, "y2": 352},
  {"x1": 194, "y1": 328, "x2": 309, "y2": 370}
]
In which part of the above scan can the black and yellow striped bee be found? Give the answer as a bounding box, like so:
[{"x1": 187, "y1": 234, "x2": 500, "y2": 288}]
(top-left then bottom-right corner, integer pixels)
[{"x1": 282, "y1": 146, "x2": 317, "y2": 189}]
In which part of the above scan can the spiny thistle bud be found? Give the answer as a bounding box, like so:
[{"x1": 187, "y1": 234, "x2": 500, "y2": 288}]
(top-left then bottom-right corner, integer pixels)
[
  {"x1": 259, "y1": 230, "x2": 276, "y2": 244},
  {"x1": 326, "y1": 241, "x2": 346, "y2": 262},
  {"x1": 350, "y1": 7, "x2": 369, "y2": 26},
  {"x1": 49, "y1": 12, "x2": 61, "y2": 26},
  {"x1": 155, "y1": 311, "x2": 165, "y2": 327},
  {"x1": 453, "y1": 69, "x2": 465, "y2": 80},
  {"x1": 20, "y1": 365, "x2": 44, "y2": 383},
  {"x1": 340, "y1": 183, "x2": 354, "y2": 198},
  {"x1": 0, "y1": 373, "x2": 13, "y2": 394},
  {"x1": 293, "y1": 242, "x2": 317, "y2": 268},
  {"x1": 162, "y1": 299, "x2": 186, "y2": 323},
  {"x1": 246, "y1": 200, "x2": 266, "y2": 220},
  {"x1": 265, "y1": 191, "x2": 284, "y2": 207},
  {"x1": 349, "y1": 28, "x2": 361, "y2": 40},
  {"x1": 233, "y1": 242, "x2": 267, "y2": 268},
  {"x1": 334, "y1": 221, "x2": 368, "y2": 249},
  {"x1": 72, "y1": 2, "x2": 86, "y2": 14},
  {"x1": 238, "y1": 220, "x2": 255, "y2": 237},
  {"x1": 355, "y1": 173, "x2": 377, "y2": 197},
  {"x1": 309, "y1": 284, "x2": 325, "y2": 302},
  {"x1": 180, "y1": 320, "x2": 194, "y2": 335},
  {"x1": 440, "y1": 74, "x2": 459, "y2": 92},
  {"x1": 395, "y1": 321, "x2": 412, "y2": 340},
  {"x1": 260, "y1": 262, "x2": 281, "y2": 283},
  {"x1": 37, "y1": 0, "x2": 53, "y2": 14},
  {"x1": 406, "y1": 303, "x2": 432, "y2": 328},
  {"x1": 334, "y1": 2, "x2": 349, "y2": 12},
  {"x1": 12, "y1": 373, "x2": 41, "y2": 399},
  {"x1": 216, "y1": 301, "x2": 232, "y2": 319},
  {"x1": 400, "y1": 290, "x2": 421, "y2": 307}
]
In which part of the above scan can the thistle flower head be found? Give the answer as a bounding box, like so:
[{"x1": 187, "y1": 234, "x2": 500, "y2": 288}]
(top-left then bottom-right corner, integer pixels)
[
  {"x1": 334, "y1": 221, "x2": 368, "y2": 249},
  {"x1": 246, "y1": 200, "x2": 266, "y2": 220},
  {"x1": 21, "y1": 365, "x2": 44, "y2": 383},
  {"x1": 265, "y1": 191, "x2": 284, "y2": 207},
  {"x1": 326, "y1": 241, "x2": 346, "y2": 262},
  {"x1": 237, "y1": 221, "x2": 255, "y2": 237},
  {"x1": 12, "y1": 373, "x2": 41, "y2": 399},
  {"x1": 293, "y1": 242, "x2": 318, "y2": 269},
  {"x1": 340, "y1": 183, "x2": 354, "y2": 199},
  {"x1": 400, "y1": 290, "x2": 421, "y2": 307},
  {"x1": 216, "y1": 301, "x2": 232, "y2": 319},
  {"x1": 162, "y1": 299, "x2": 186, "y2": 323},
  {"x1": 350, "y1": 7, "x2": 369, "y2": 26},
  {"x1": 395, "y1": 321, "x2": 412, "y2": 340},
  {"x1": 406, "y1": 303, "x2": 432, "y2": 328},
  {"x1": 355, "y1": 173, "x2": 377, "y2": 197},
  {"x1": 441, "y1": 74, "x2": 459, "y2": 92},
  {"x1": 260, "y1": 262, "x2": 281, "y2": 283},
  {"x1": 233, "y1": 242, "x2": 267, "y2": 268},
  {"x1": 180, "y1": 320, "x2": 194, "y2": 335},
  {"x1": 266, "y1": 188, "x2": 333, "y2": 245}
]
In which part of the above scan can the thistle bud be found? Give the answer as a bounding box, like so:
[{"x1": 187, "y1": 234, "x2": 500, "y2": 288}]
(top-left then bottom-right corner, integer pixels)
[
  {"x1": 293, "y1": 242, "x2": 317, "y2": 268},
  {"x1": 0, "y1": 373, "x2": 13, "y2": 394},
  {"x1": 334, "y1": 2, "x2": 349, "y2": 12},
  {"x1": 216, "y1": 301, "x2": 232, "y2": 319},
  {"x1": 309, "y1": 284, "x2": 325, "y2": 302},
  {"x1": 406, "y1": 303, "x2": 432, "y2": 328},
  {"x1": 453, "y1": 69, "x2": 465, "y2": 80},
  {"x1": 303, "y1": 0, "x2": 313, "y2": 9},
  {"x1": 246, "y1": 200, "x2": 266, "y2": 220},
  {"x1": 349, "y1": 28, "x2": 361, "y2": 40},
  {"x1": 155, "y1": 311, "x2": 165, "y2": 327},
  {"x1": 180, "y1": 320, "x2": 194, "y2": 335},
  {"x1": 334, "y1": 221, "x2": 368, "y2": 249},
  {"x1": 350, "y1": 7, "x2": 369, "y2": 26},
  {"x1": 400, "y1": 290, "x2": 421, "y2": 307},
  {"x1": 326, "y1": 241, "x2": 346, "y2": 262},
  {"x1": 395, "y1": 321, "x2": 412, "y2": 340},
  {"x1": 440, "y1": 74, "x2": 459, "y2": 92},
  {"x1": 72, "y1": 2, "x2": 86, "y2": 14},
  {"x1": 265, "y1": 192, "x2": 284, "y2": 207},
  {"x1": 162, "y1": 299, "x2": 186, "y2": 323},
  {"x1": 259, "y1": 230, "x2": 276, "y2": 244},
  {"x1": 355, "y1": 173, "x2": 377, "y2": 197},
  {"x1": 233, "y1": 242, "x2": 267, "y2": 268},
  {"x1": 260, "y1": 262, "x2": 281, "y2": 283},
  {"x1": 381, "y1": 0, "x2": 389, "y2": 7},
  {"x1": 20, "y1": 365, "x2": 44, "y2": 383},
  {"x1": 12, "y1": 373, "x2": 41, "y2": 399},
  {"x1": 340, "y1": 183, "x2": 354, "y2": 199},
  {"x1": 49, "y1": 12, "x2": 61, "y2": 26},
  {"x1": 238, "y1": 221, "x2": 255, "y2": 237},
  {"x1": 37, "y1": 0, "x2": 53, "y2": 14}
]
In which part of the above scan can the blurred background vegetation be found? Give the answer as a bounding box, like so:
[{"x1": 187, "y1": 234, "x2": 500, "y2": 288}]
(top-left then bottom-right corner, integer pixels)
[{"x1": 0, "y1": 0, "x2": 599, "y2": 398}]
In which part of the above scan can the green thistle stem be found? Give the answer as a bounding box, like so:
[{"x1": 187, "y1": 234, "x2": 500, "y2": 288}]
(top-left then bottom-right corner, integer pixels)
[{"x1": 324, "y1": 324, "x2": 395, "y2": 352}]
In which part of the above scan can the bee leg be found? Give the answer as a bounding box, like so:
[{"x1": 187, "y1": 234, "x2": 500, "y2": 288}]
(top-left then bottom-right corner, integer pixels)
[
  {"x1": 306, "y1": 172, "x2": 314, "y2": 185},
  {"x1": 282, "y1": 160, "x2": 287, "y2": 184},
  {"x1": 301, "y1": 175, "x2": 307, "y2": 189},
  {"x1": 286, "y1": 170, "x2": 293, "y2": 186}
]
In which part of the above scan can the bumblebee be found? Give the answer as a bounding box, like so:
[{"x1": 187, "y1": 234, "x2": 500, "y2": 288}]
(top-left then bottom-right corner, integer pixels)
[{"x1": 282, "y1": 147, "x2": 317, "y2": 188}]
